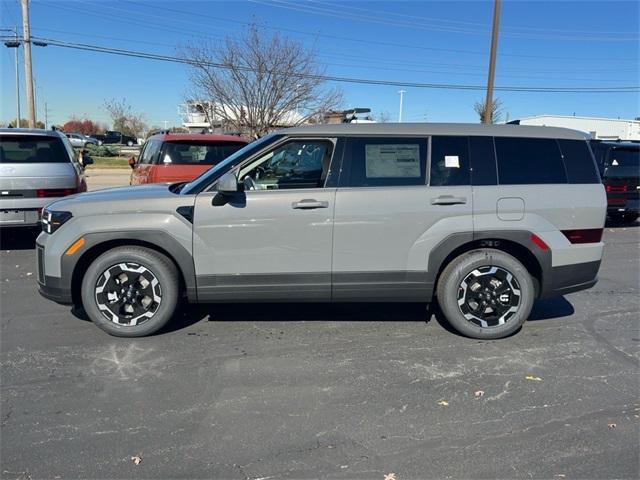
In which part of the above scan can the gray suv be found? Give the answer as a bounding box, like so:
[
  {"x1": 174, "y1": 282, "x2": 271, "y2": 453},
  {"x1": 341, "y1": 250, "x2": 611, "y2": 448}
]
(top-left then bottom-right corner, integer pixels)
[
  {"x1": 1, "y1": 128, "x2": 90, "y2": 227},
  {"x1": 35, "y1": 124, "x2": 606, "y2": 339}
]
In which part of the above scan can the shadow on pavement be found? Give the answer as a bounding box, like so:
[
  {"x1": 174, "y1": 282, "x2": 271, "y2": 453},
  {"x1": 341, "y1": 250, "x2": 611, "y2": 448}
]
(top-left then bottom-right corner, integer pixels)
[
  {"x1": 0, "y1": 227, "x2": 40, "y2": 251},
  {"x1": 528, "y1": 296, "x2": 575, "y2": 321}
]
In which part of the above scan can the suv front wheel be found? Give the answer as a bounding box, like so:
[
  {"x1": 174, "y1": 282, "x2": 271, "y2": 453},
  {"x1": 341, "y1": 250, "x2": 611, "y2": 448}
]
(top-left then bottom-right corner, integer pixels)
[
  {"x1": 81, "y1": 246, "x2": 179, "y2": 337},
  {"x1": 436, "y1": 249, "x2": 535, "y2": 339}
]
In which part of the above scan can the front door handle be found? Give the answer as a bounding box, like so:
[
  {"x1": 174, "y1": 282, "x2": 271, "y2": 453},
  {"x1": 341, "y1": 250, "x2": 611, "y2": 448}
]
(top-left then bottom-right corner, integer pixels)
[
  {"x1": 292, "y1": 199, "x2": 329, "y2": 209},
  {"x1": 431, "y1": 195, "x2": 467, "y2": 205}
]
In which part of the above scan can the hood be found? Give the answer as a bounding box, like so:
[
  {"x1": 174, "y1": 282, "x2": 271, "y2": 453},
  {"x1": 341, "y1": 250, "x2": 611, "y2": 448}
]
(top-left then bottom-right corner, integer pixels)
[{"x1": 46, "y1": 183, "x2": 194, "y2": 218}]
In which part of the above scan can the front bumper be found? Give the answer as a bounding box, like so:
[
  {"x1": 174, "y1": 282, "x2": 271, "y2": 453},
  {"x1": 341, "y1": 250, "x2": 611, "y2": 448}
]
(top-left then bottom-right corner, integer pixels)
[{"x1": 36, "y1": 243, "x2": 73, "y2": 304}]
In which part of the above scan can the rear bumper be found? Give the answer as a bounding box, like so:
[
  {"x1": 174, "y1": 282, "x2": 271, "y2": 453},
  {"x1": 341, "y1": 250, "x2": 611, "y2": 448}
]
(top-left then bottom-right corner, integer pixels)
[
  {"x1": 541, "y1": 260, "x2": 601, "y2": 298},
  {"x1": 607, "y1": 198, "x2": 639, "y2": 215}
]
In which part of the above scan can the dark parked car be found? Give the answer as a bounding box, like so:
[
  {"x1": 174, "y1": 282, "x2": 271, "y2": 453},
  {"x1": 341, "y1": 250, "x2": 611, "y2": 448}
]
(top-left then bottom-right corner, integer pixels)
[
  {"x1": 590, "y1": 140, "x2": 639, "y2": 223},
  {"x1": 94, "y1": 130, "x2": 138, "y2": 146}
]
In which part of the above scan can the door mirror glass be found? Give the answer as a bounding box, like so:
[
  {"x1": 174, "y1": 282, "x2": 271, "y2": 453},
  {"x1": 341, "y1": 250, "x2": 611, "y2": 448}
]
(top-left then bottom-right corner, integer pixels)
[{"x1": 216, "y1": 171, "x2": 239, "y2": 193}]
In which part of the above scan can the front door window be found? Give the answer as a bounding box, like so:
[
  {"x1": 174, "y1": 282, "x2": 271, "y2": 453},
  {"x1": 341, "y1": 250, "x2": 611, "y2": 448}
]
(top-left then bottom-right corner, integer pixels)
[{"x1": 238, "y1": 140, "x2": 333, "y2": 190}]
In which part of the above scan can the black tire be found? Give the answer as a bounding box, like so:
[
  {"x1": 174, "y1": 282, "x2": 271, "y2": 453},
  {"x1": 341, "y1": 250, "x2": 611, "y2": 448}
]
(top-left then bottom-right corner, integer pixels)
[
  {"x1": 436, "y1": 249, "x2": 535, "y2": 339},
  {"x1": 81, "y1": 246, "x2": 179, "y2": 337}
]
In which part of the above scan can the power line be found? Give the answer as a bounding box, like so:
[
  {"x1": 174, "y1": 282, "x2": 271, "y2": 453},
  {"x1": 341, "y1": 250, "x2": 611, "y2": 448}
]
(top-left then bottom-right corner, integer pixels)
[
  {"x1": 8, "y1": 35, "x2": 637, "y2": 93},
  {"x1": 307, "y1": 0, "x2": 638, "y2": 37},
  {"x1": 255, "y1": 0, "x2": 638, "y2": 42},
  {"x1": 89, "y1": 0, "x2": 637, "y2": 63}
]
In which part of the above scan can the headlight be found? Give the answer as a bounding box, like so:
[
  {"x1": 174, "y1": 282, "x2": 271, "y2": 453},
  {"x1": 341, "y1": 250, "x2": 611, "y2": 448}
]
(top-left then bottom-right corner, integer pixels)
[{"x1": 41, "y1": 209, "x2": 73, "y2": 234}]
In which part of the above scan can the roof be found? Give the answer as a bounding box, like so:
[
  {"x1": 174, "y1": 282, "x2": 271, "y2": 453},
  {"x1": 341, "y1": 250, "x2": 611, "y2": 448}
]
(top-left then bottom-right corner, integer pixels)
[
  {"x1": 511, "y1": 114, "x2": 639, "y2": 124},
  {"x1": 148, "y1": 133, "x2": 249, "y2": 143},
  {"x1": 278, "y1": 123, "x2": 590, "y2": 140},
  {"x1": 0, "y1": 128, "x2": 62, "y2": 137}
]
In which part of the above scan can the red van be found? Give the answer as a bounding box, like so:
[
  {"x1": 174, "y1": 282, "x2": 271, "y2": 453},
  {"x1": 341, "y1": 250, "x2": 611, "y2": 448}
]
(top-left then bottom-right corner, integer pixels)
[{"x1": 129, "y1": 133, "x2": 248, "y2": 185}]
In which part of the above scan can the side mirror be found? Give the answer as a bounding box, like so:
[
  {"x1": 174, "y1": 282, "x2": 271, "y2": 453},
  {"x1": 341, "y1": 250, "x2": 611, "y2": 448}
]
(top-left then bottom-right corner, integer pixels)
[
  {"x1": 82, "y1": 155, "x2": 94, "y2": 166},
  {"x1": 216, "y1": 171, "x2": 239, "y2": 194},
  {"x1": 128, "y1": 156, "x2": 136, "y2": 169}
]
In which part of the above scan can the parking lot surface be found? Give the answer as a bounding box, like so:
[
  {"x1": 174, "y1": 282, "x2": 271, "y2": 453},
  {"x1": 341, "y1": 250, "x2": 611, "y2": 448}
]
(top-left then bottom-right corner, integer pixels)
[{"x1": 1, "y1": 224, "x2": 638, "y2": 479}]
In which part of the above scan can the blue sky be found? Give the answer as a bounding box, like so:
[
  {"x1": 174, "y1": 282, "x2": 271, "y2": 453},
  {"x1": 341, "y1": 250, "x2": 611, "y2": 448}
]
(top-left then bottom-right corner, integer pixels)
[{"x1": 1, "y1": 0, "x2": 638, "y2": 128}]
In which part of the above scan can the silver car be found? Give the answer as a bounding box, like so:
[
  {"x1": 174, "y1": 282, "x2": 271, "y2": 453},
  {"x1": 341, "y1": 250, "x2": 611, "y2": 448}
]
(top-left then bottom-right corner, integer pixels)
[
  {"x1": 35, "y1": 123, "x2": 606, "y2": 339},
  {"x1": 0, "y1": 128, "x2": 90, "y2": 227},
  {"x1": 65, "y1": 132, "x2": 98, "y2": 149}
]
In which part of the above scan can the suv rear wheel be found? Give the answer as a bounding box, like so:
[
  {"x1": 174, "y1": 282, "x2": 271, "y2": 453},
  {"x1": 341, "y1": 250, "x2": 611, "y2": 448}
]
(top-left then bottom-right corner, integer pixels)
[
  {"x1": 81, "y1": 246, "x2": 179, "y2": 337},
  {"x1": 436, "y1": 249, "x2": 535, "y2": 339}
]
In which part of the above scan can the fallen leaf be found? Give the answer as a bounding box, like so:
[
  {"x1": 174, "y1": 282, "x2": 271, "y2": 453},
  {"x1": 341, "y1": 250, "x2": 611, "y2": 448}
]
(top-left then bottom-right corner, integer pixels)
[
  {"x1": 131, "y1": 455, "x2": 142, "y2": 465},
  {"x1": 474, "y1": 390, "x2": 485, "y2": 398},
  {"x1": 525, "y1": 375, "x2": 542, "y2": 381},
  {"x1": 608, "y1": 423, "x2": 617, "y2": 429},
  {"x1": 384, "y1": 474, "x2": 396, "y2": 480},
  {"x1": 437, "y1": 400, "x2": 449, "y2": 406}
]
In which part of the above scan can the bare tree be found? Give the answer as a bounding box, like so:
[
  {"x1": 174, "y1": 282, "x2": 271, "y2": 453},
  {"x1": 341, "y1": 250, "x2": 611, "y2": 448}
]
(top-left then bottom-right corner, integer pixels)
[
  {"x1": 376, "y1": 111, "x2": 391, "y2": 123},
  {"x1": 180, "y1": 25, "x2": 343, "y2": 139},
  {"x1": 473, "y1": 98, "x2": 504, "y2": 124},
  {"x1": 103, "y1": 98, "x2": 148, "y2": 137}
]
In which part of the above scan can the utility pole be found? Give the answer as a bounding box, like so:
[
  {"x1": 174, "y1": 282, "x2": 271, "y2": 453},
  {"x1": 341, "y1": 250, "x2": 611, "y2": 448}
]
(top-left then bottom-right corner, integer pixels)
[
  {"x1": 20, "y1": 0, "x2": 36, "y2": 128},
  {"x1": 44, "y1": 101, "x2": 49, "y2": 128},
  {"x1": 398, "y1": 89, "x2": 406, "y2": 122},
  {"x1": 483, "y1": 0, "x2": 501, "y2": 124},
  {"x1": 12, "y1": 28, "x2": 21, "y2": 126}
]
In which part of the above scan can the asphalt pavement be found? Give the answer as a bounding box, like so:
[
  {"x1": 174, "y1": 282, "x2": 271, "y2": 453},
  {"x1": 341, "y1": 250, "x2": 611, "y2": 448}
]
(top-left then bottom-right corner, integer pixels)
[{"x1": 0, "y1": 222, "x2": 638, "y2": 479}]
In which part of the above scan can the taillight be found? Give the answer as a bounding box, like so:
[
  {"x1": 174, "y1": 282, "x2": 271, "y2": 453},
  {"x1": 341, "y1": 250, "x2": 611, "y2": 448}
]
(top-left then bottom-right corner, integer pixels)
[
  {"x1": 36, "y1": 188, "x2": 78, "y2": 198},
  {"x1": 561, "y1": 228, "x2": 603, "y2": 244},
  {"x1": 605, "y1": 184, "x2": 628, "y2": 193}
]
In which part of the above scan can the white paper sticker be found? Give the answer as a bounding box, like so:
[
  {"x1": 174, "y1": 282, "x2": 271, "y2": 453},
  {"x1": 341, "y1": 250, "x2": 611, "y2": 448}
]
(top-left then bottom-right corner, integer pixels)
[
  {"x1": 612, "y1": 159, "x2": 619, "y2": 166},
  {"x1": 444, "y1": 155, "x2": 460, "y2": 168}
]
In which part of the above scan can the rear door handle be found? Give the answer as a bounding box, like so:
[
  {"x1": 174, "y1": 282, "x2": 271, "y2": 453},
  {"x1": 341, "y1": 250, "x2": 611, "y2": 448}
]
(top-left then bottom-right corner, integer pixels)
[
  {"x1": 431, "y1": 195, "x2": 467, "y2": 205},
  {"x1": 292, "y1": 199, "x2": 329, "y2": 209}
]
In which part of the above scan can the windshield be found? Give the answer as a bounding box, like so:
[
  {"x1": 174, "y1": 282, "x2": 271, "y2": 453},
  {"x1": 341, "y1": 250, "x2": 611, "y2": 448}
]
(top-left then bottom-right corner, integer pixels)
[
  {"x1": 181, "y1": 134, "x2": 279, "y2": 194},
  {"x1": 0, "y1": 135, "x2": 69, "y2": 163},
  {"x1": 607, "y1": 147, "x2": 640, "y2": 168}
]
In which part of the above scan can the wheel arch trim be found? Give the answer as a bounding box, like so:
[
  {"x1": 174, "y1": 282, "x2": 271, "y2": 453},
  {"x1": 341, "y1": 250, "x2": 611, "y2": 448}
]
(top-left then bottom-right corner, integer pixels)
[{"x1": 65, "y1": 230, "x2": 196, "y2": 306}]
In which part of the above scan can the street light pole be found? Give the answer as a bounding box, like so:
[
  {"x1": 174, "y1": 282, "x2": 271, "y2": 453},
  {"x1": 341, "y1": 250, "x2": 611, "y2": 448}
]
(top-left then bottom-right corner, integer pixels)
[
  {"x1": 20, "y1": 0, "x2": 36, "y2": 128},
  {"x1": 398, "y1": 89, "x2": 406, "y2": 122},
  {"x1": 483, "y1": 0, "x2": 501, "y2": 124}
]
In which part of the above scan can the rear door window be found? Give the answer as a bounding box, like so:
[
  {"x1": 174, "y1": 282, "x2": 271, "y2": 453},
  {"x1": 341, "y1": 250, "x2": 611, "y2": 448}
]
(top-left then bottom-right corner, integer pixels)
[
  {"x1": 557, "y1": 139, "x2": 600, "y2": 184},
  {"x1": 607, "y1": 147, "x2": 640, "y2": 168},
  {"x1": 430, "y1": 136, "x2": 470, "y2": 186},
  {"x1": 0, "y1": 135, "x2": 69, "y2": 163},
  {"x1": 342, "y1": 137, "x2": 427, "y2": 187},
  {"x1": 494, "y1": 137, "x2": 567, "y2": 184},
  {"x1": 161, "y1": 141, "x2": 245, "y2": 165}
]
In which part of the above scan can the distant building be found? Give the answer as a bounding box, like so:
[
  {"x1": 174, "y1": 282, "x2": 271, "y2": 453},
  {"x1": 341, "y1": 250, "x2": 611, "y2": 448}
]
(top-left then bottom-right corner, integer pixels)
[
  {"x1": 507, "y1": 115, "x2": 640, "y2": 141},
  {"x1": 178, "y1": 101, "x2": 305, "y2": 134}
]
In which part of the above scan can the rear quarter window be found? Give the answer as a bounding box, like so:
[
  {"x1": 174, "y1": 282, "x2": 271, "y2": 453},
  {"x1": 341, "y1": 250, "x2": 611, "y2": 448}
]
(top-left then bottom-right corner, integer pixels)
[
  {"x1": 162, "y1": 141, "x2": 245, "y2": 165},
  {"x1": 557, "y1": 139, "x2": 600, "y2": 184},
  {"x1": 495, "y1": 137, "x2": 567, "y2": 184},
  {"x1": 0, "y1": 135, "x2": 69, "y2": 163}
]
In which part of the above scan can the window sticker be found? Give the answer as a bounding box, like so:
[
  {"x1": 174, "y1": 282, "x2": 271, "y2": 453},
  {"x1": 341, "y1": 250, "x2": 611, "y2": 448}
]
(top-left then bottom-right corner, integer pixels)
[
  {"x1": 444, "y1": 155, "x2": 460, "y2": 168},
  {"x1": 365, "y1": 144, "x2": 421, "y2": 178}
]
